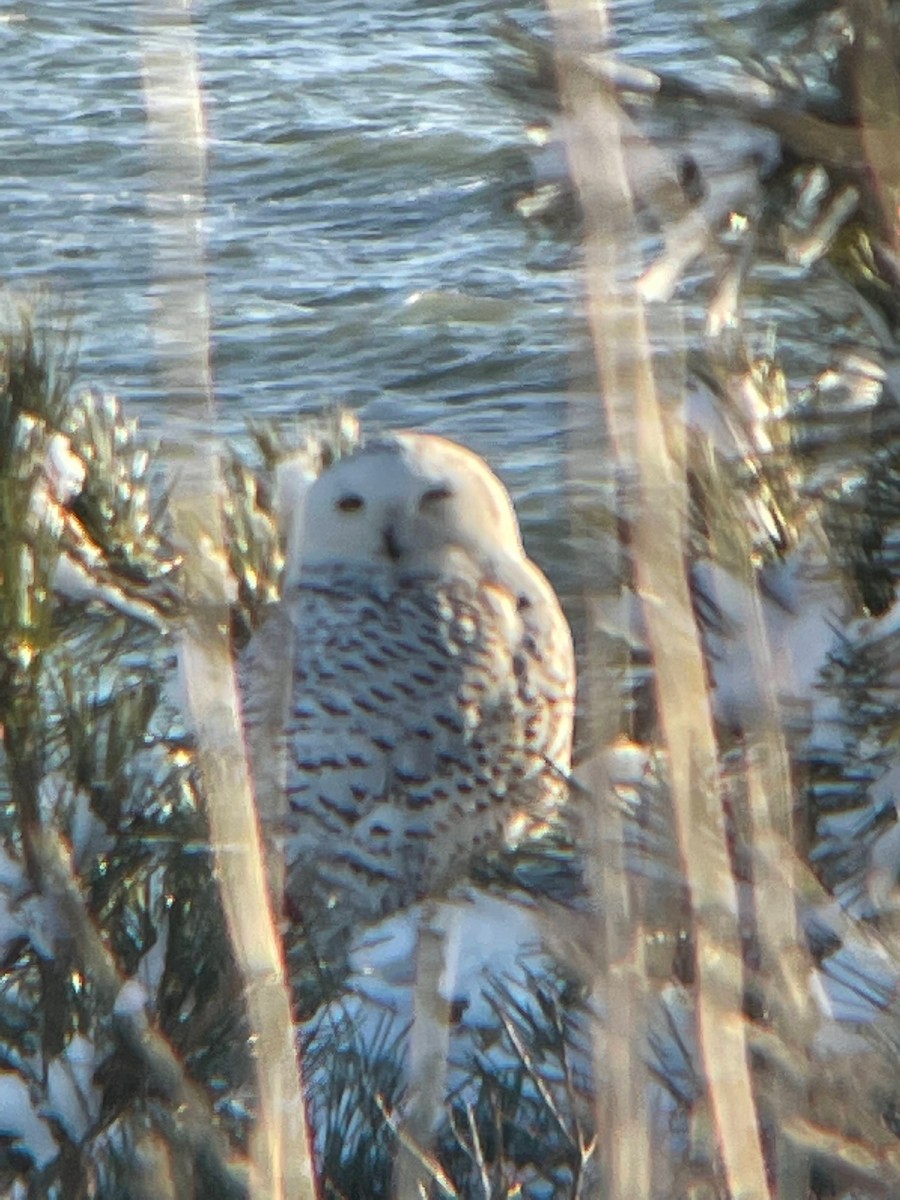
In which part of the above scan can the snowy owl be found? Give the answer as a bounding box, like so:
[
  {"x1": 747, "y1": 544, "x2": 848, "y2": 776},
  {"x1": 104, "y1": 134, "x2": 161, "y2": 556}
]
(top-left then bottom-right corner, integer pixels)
[{"x1": 241, "y1": 431, "x2": 575, "y2": 931}]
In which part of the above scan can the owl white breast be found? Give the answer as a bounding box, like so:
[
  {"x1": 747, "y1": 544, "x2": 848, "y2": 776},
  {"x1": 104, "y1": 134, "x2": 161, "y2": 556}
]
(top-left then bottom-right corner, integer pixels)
[{"x1": 241, "y1": 431, "x2": 575, "y2": 927}]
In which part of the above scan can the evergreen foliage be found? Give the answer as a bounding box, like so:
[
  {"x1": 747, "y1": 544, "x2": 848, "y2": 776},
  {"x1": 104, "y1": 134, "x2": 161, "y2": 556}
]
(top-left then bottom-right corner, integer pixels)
[{"x1": 6, "y1": 3, "x2": 900, "y2": 1197}]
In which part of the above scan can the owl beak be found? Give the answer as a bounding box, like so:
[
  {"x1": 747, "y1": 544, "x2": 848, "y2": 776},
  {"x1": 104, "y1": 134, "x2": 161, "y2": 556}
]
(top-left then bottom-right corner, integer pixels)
[{"x1": 382, "y1": 524, "x2": 403, "y2": 563}]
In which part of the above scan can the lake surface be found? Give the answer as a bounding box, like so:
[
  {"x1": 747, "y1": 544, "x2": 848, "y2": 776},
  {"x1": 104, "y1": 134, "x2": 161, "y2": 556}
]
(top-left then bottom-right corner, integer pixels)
[{"x1": 0, "y1": 0, "x2": 863, "y2": 602}]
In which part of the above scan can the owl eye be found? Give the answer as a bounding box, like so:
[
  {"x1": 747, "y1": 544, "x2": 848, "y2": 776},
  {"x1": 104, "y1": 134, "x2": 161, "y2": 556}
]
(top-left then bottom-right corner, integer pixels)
[
  {"x1": 420, "y1": 485, "x2": 453, "y2": 508},
  {"x1": 336, "y1": 494, "x2": 365, "y2": 513}
]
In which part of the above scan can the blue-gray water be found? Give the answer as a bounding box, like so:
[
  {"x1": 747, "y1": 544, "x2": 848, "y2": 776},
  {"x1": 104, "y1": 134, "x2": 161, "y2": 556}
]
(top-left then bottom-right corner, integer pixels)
[
  {"x1": 0, "y1": 0, "x2": 861, "y2": 591},
  {"x1": 5, "y1": 1, "x2": 576, "y2": 434}
]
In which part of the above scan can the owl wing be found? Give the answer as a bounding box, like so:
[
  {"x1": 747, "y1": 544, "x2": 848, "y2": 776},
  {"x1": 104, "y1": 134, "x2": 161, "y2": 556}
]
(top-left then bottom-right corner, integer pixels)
[
  {"x1": 239, "y1": 601, "x2": 295, "y2": 836},
  {"x1": 497, "y1": 555, "x2": 576, "y2": 818}
]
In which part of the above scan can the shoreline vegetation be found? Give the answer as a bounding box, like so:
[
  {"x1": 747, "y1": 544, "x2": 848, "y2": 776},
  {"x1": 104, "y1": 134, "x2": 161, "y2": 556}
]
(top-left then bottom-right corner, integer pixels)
[{"x1": 4, "y1": 1, "x2": 900, "y2": 1197}]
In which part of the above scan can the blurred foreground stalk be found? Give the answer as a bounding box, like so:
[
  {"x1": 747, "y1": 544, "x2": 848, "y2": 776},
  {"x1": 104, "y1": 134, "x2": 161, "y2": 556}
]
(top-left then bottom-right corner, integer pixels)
[
  {"x1": 545, "y1": 1, "x2": 771, "y2": 1196},
  {"x1": 139, "y1": 4, "x2": 313, "y2": 1197}
]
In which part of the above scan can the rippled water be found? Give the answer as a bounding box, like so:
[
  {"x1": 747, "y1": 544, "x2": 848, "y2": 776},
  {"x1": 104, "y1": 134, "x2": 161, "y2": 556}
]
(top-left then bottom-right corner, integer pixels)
[
  {"x1": 0, "y1": 0, "x2": 858, "y2": 587},
  {"x1": 4, "y1": 2, "x2": 565, "y2": 426}
]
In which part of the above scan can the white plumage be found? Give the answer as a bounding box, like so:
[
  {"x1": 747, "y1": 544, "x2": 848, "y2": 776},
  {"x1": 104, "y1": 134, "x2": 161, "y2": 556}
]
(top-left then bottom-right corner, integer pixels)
[{"x1": 241, "y1": 431, "x2": 575, "y2": 928}]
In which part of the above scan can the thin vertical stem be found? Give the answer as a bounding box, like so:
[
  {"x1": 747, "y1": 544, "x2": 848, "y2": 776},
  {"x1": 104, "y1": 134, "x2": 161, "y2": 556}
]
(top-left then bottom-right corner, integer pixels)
[
  {"x1": 545, "y1": 2, "x2": 771, "y2": 1196},
  {"x1": 139, "y1": 5, "x2": 314, "y2": 1197},
  {"x1": 393, "y1": 907, "x2": 452, "y2": 1200}
]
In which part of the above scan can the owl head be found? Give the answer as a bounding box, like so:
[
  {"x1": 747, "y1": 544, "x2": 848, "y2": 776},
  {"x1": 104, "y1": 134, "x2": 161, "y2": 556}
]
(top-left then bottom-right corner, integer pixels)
[{"x1": 291, "y1": 432, "x2": 525, "y2": 577}]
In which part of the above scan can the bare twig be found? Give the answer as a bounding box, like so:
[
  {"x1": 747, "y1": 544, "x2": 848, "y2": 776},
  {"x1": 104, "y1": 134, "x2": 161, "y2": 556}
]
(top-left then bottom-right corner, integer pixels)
[
  {"x1": 847, "y1": 0, "x2": 900, "y2": 254},
  {"x1": 462, "y1": 1102, "x2": 493, "y2": 1200},
  {"x1": 375, "y1": 1094, "x2": 459, "y2": 1199}
]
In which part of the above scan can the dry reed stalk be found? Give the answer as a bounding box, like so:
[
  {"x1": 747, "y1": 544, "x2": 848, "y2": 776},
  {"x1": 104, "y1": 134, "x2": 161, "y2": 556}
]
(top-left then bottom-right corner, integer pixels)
[
  {"x1": 707, "y1": 498, "x2": 813, "y2": 1195},
  {"x1": 576, "y1": 742, "x2": 651, "y2": 1200},
  {"x1": 733, "y1": 658, "x2": 811, "y2": 1188},
  {"x1": 139, "y1": 5, "x2": 314, "y2": 1197},
  {"x1": 545, "y1": 1, "x2": 770, "y2": 1195},
  {"x1": 393, "y1": 907, "x2": 453, "y2": 1200}
]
